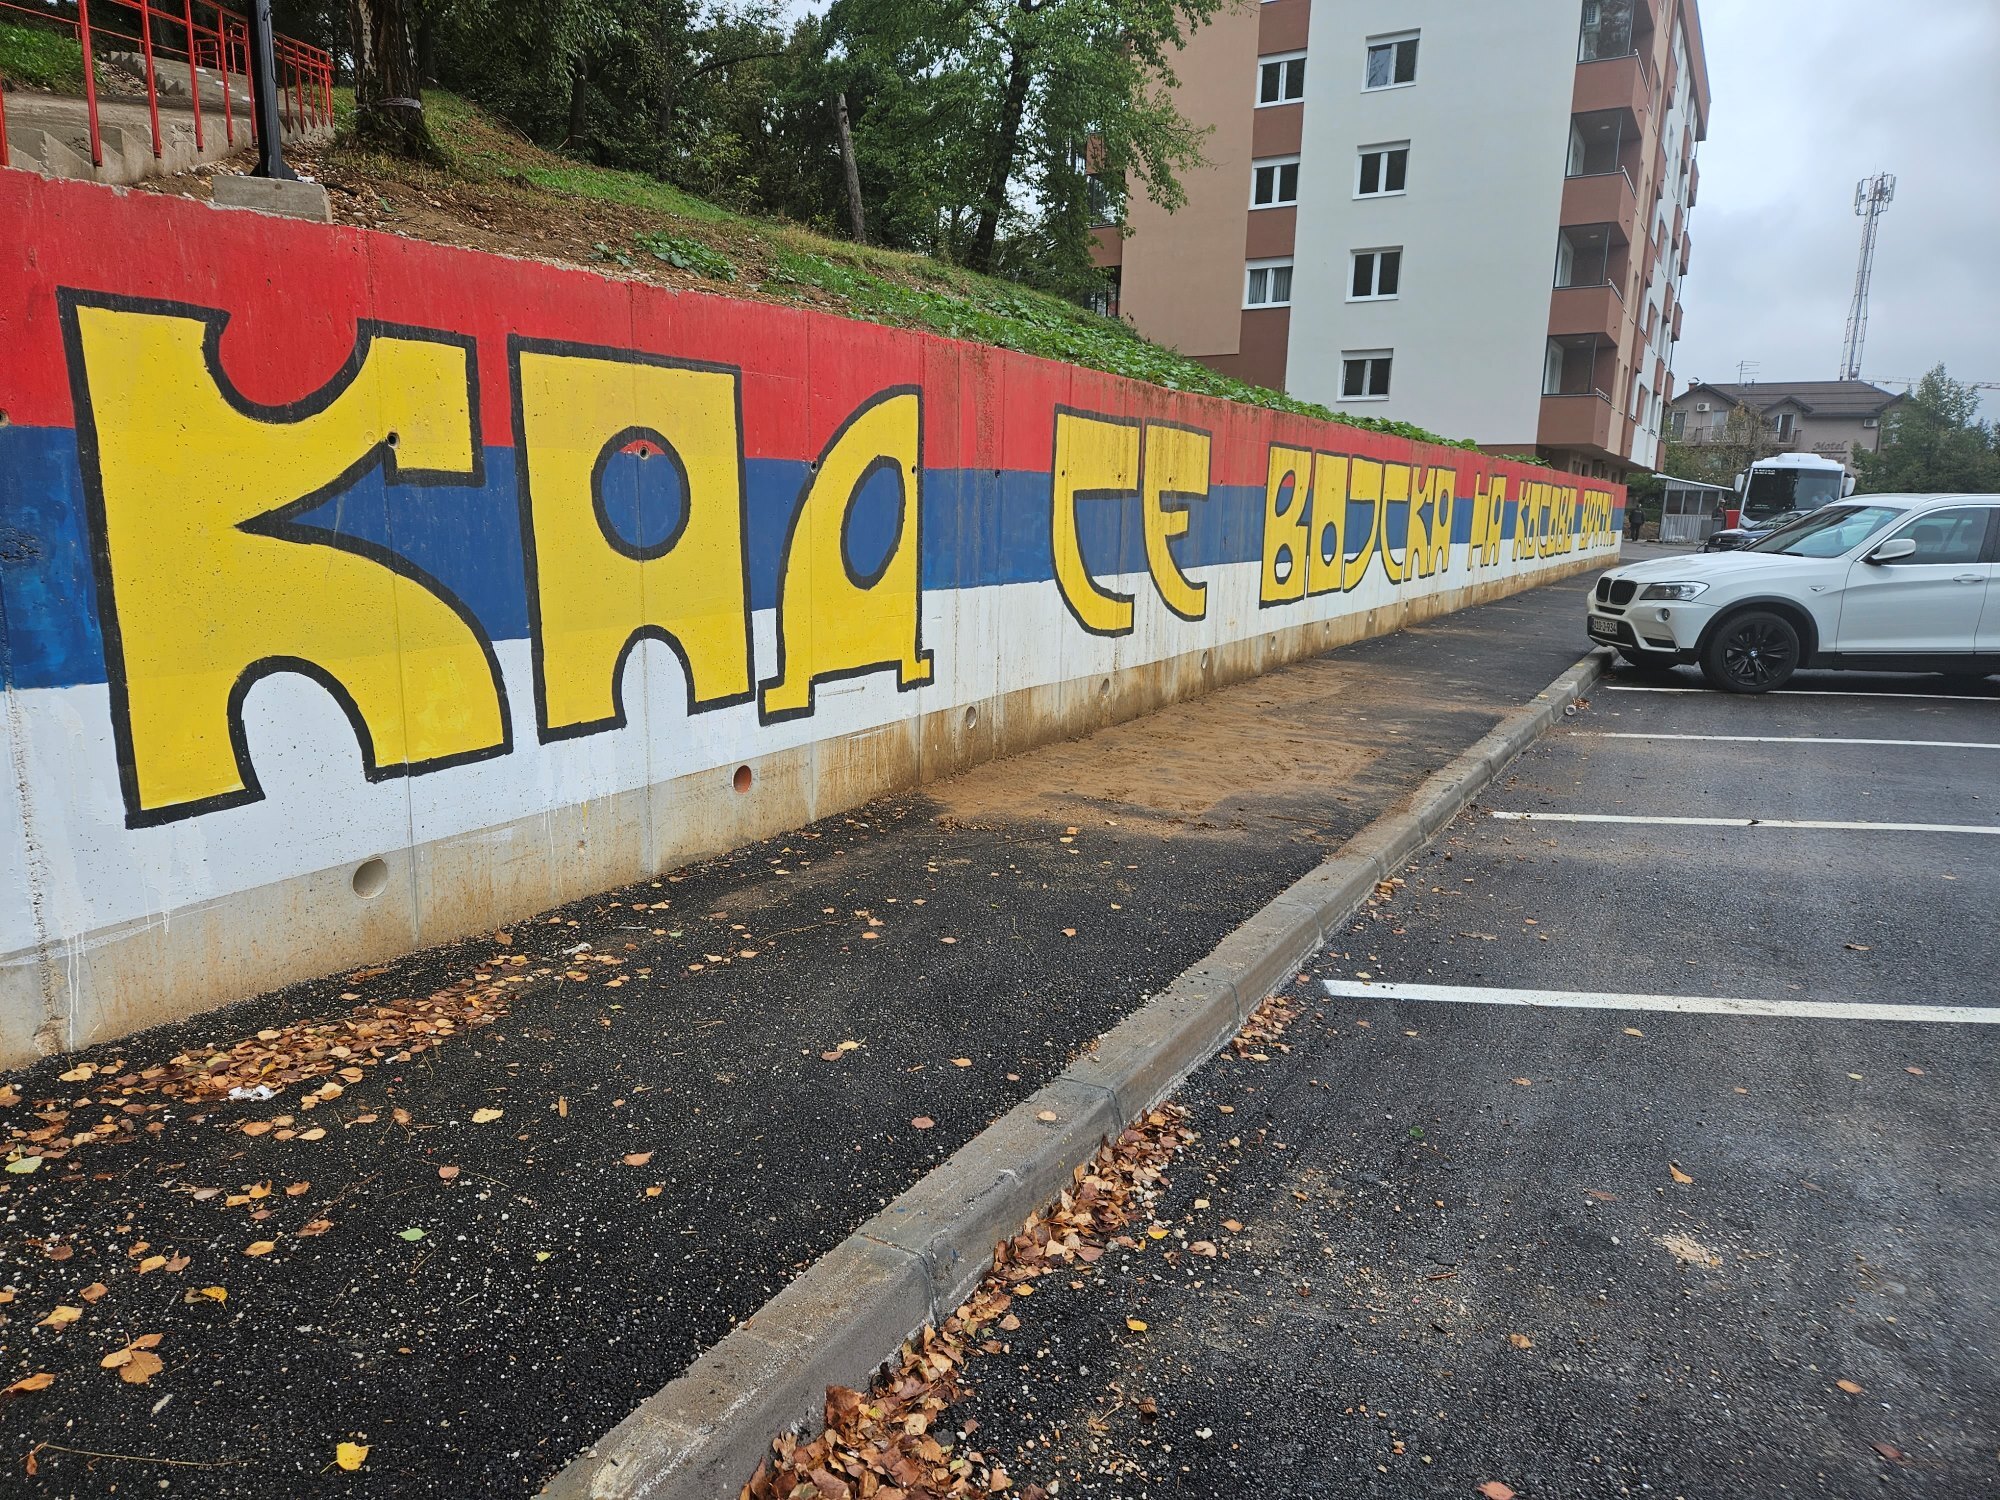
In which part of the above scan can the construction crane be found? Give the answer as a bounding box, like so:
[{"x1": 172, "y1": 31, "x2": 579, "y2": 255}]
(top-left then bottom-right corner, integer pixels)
[{"x1": 1839, "y1": 173, "x2": 1894, "y2": 380}]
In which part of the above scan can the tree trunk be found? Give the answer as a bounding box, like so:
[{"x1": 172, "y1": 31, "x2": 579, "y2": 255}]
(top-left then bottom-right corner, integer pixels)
[
  {"x1": 415, "y1": 9, "x2": 436, "y2": 85},
  {"x1": 565, "y1": 55, "x2": 589, "y2": 155},
  {"x1": 969, "y1": 39, "x2": 1033, "y2": 274},
  {"x1": 348, "y1": 0, "x2": 436, "y2": 159},
  {"x1": 834, "y1": 92, "x2": 868, "y2": 246}
]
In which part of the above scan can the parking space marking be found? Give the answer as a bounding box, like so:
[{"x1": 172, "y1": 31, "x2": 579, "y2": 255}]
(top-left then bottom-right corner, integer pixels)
[
  {"x1": 1603, "y1": 685, "x2": 2000, "y2": 702},
  {"x1": 1578, "y1": 732, "x2": 2000, "y2": 750},
  {"x1": 1489, "y1": 810, "x2": 2000, "y2": 835},
  {"x1": 1322, "y1": 980, "x2": 2000, "y2": 1026}
]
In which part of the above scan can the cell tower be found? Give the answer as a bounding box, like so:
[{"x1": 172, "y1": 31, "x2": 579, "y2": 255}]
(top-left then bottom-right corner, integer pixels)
[{"x1": 1839, "y1": 173, "x2": 1895, "y2": 381}]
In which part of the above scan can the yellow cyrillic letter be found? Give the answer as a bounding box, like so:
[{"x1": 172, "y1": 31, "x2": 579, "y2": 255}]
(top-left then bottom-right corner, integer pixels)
[
  {"x1": 64, "y1": 296, "x2": 504, "y2": 825},
  {"x1": 1141, "y1": 423, "x2": 1209, "y2": 621},
  {"x1": 761, "y1": 388, "x2": 933, "y2": 719},
  {"x1": 513, "y1": 344, "x2": 751, "y2": 738},
  {"x1": 1260, "y1": 444, "x2": 1311, "y2": 605},
  {"x1": 1052, "y1": 409, "x2": 1140, "y2": 634},
  {"x1": 1305, "y1": 452, "x2": 1348, "y2": 597}
]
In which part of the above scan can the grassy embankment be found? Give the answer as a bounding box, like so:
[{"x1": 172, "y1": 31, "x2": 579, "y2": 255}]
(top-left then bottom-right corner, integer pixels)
[{"x1": 312, "y1": 90, "x2": 1491, "y2": 451}]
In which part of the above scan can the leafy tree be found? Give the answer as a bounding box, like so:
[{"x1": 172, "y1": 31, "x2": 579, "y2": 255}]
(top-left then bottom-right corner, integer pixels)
[
  {"x1": 1661, "y1": 403, "x2": 1778, "y2": 489},
  {"x1": 1855, "y1": 366, "x2": 2000, "y2": 494},
  {"x1": 830, "y1": 0, "x2": 1217, "y2": 278}
]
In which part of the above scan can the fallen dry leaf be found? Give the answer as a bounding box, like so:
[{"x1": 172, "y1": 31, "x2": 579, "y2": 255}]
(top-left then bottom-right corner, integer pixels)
[
  {"x1": 1670, "y1": 1164, "x2": 1694, "y2": 1185},
  {"x1": 285, "y1": 1181, "x2": 311, "y2": 1196},
  {"x1": 244, "y1": 1240, "x2": 277, "y2": 1257},
  {"x1": 1216, "y1": 1104, "x2": 1235, "y2": 1115},
  {"x1": 1508, "y1": 1333, "x2": 1533, "y2": 1350},
  {"x1": 2, "y1": 1372, "x2": 55, "y2": 1396},
  {"x1": 1125, "y1": 1318, "x2": 1148, "y2": 1332},
  {"x1": 335, "y1": 1441, "x2": 370, "y2": 1472},
  {"x1": 0, "y1": 1084, "x2": 21, "y2": 1107},
  {"x1": 1623, "y1": 1027, "x2": 1645, "y2": 1038},
  {"x1": 78, "y1": 1282, "x2": 108, "y2": 1303},
  {"x1": 38, "y1": 1305, "x2": 82, "y2": 1328},
  {"x1": 190, "y1": 1286, "x2": 228, "y2": 1304},
  {"x1": 59, "y1": 1063, "x2": 96, "y2": 1084},
  {"x1": 622, "y1": 1152, "x2": 655, "y2": 1167},
  {"x1": 1837, "y1": 1378, "x2": 1863, "y2": 1394},
  {"x1": 1222, "y1": 1219, "x2": 1244, "y2": 1233},
  {"x1": 950, "y1": 1058, "x2": 973, "y2": 1069},
  {"x1": 1512, "y1": 1078, "x2": 1533, "y2": 1087},
  {"x1": 1478, "y1": 1484, "x2": 1517, "y2": 1500},
  {"x1": 470, "y1": 1108, "x2": 504, "y2": 1124},
  {"x1": 437, "y1": 1165, "x2": 460, "y2": 1180},
  {"x1": 1845, "y1": 943, "x2": 1871, "y2": 952},
  {"x1": 1872, "y1": 1441, "x2": 1903, "y2": 1462},
  {"x1": 910, "y1": 1116, "x2": 935, "y2": 1130},
  {"x1": 1035, "y1": 1110, "x2": 1059, "y2": 1123},
  {"x1": 299, "y1": 1219, "x2": 334, "y2": 1237},
  {"x1": 1905, "y1": 1066, "x2": 1925, "y2": 1076}
]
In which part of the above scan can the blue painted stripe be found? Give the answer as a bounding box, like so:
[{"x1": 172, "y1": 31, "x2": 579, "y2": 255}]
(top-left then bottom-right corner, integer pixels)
[{"x1": 0, "y1": 426, "x2": 1619, "y2": 691}]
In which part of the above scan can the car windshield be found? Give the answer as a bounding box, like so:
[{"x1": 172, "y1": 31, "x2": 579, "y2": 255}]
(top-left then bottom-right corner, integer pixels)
[
  {"x1": 1747, "y1": 504, "x2": 1902, "y2": 557},
  {"x1": 1742, "y1": 466, "x2": 1845, "y2": 523}
]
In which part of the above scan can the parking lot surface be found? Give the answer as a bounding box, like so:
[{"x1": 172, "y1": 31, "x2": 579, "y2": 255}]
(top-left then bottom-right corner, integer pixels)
[{"x1": 951, "y1": 663, "x2": 2000, "y2": 1498}]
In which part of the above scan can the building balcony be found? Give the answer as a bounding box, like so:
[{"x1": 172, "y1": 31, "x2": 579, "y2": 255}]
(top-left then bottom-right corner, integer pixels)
[
  {"x1": 1560, "y1": 169, "x2": 1638, "y2": 244},
  {"x1": 1671, "y1": 302, "x2": 1683, "y2": 342},
  {"x1": 1251, "y1": 103, "x2": 1302, "y2": 158},
  {"x1": 1539, "y1": 392, "x2": 1619, "y2": 455},
  {"x1": 1681, "y1": 228, "x2": 1692, "y2": 272},
  {"x1": 1573, "y1": 51, "x2": 1652, "y2": 126},
  {"x1": 1687, "y1": 155, "x2": 1699, "y2": 206},
  {"x1": 1244, "y1": 205, "x2": 1296, "y2": 260},
  {"x1": 1548, "y1": 281, "x2": 1626, "y2": 342}
]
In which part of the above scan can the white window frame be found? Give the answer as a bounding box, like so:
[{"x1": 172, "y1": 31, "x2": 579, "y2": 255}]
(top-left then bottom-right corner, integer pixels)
[
  {"x1": 1354, "y1": 142, "x2": 1410, "y2": 198},
  {"x1": 1340, "y1": 349, "x2": 1394, "y2": 401},
  {"x1": 1348, "y1": 246, "x2": 1402, "y2": 301},
  {"x1": 1773, "y1": 410, "x2": 1796, "y2": 442},
  {"x1": 1244, "y1": 258, "x2": 1295, "y2": 309},
  {"x1": 1257, "y1": 51, "x2": 1307, "y2": 107},
  {"x1": 1363, "y1": 30, "x2": 1419, "y2": 91},
  {"x1": 1250, "y1": 155, "x2": 1302, "y2": 209}
]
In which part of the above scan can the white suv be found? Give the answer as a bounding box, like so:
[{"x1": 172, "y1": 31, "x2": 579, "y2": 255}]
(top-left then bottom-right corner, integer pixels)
[{"x1": 1587, "y1": 494, "x2": 2000, "y2": 692}]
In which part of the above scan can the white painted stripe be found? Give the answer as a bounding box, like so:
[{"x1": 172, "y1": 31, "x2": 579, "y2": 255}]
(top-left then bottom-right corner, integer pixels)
[
  {"x1": 1489, "y1": 810, "x2": 2000, "y2": 836},
  {"x1": 1603, "y1": 685, "x2": 2000, "y2": 702},
  {"x1": 1578, "y1": 732, "x2": 2000, "y2": 750},
  {"x1": 1321, "y1": 979, "x2": 2000, "y2": 1026}
]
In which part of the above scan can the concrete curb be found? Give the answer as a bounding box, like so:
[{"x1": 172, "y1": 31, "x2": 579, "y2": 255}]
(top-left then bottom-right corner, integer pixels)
[{"x1": 542, "y1": 648, "x2": 1613, "y2": 1500}]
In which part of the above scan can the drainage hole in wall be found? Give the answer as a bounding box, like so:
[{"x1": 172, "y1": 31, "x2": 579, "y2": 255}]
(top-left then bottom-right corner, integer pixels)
[
  {"x1": 385, "y1": 430, "x2": 400, "y2": 449},
  {"x1": 963, "y1": 705, "x2": 978, "y2": 731},
  {"x1": 352, "y1": 858, "x2": 389, "y2": 899},
  {"x1": 733, "y1": 764, "x2": 753, "y2": 794},
  {"x1": 1199, "y1": 650, "x2": 1212, "y2": 671},
  {"x1": 1098, "y1": 677, "x2": 1111, "y2": 697}
]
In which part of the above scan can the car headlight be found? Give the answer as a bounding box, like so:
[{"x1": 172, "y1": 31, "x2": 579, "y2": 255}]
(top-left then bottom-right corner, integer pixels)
[{"x1": 1639, "y1": 582, "x2": 1708, "y2": 601}]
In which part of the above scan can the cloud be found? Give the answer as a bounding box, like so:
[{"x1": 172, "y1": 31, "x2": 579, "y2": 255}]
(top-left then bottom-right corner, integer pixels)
[{"x1": 1676, "y1": 0, "x2": 2000, "y2": 415}]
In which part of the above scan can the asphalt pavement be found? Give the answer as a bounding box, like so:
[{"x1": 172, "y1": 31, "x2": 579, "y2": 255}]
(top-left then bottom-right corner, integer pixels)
[
  {"x1": 950, "y1": 659, "x2": 2000, "y2": 1498},
  {"x1": 0, "y1": 568, "x2": 1609, "y2": 1497}
]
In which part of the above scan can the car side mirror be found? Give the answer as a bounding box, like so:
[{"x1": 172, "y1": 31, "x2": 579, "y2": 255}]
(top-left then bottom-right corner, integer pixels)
[{"x1": 1867, "y1": 536, "x2": 1917, "y2": 564}]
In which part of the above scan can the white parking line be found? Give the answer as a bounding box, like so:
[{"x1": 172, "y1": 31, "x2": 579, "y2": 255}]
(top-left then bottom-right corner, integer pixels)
[
  {"x1": 1322, "y1": 979, "x2": 2000, "y2": 1025},
  {"x1": 1489, "y1": 810, "x2": 2000, "y2": 835},
  {"x1": 1603, "y1": 685, "x2": 2000, "y2": 702},
  {"x1": 1577, "y1": 732, "x2": 2000, "y2": 750}
]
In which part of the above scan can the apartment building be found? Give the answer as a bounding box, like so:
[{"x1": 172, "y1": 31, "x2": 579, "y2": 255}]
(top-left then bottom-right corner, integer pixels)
[
  {"x1": 1091, "y1": 0, "x2": 1710, "y2": 478},
  {"x1": 1666, "y1": 379, "x2": 1903, "y2": 477}
]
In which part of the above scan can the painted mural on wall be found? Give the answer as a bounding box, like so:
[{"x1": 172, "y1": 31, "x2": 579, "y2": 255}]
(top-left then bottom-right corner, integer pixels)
[{"x1": 0, "y1": 172, "x2": 1619, "y2": 1043}]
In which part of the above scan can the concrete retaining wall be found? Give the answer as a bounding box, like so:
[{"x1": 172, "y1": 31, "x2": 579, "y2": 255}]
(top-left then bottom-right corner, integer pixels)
[{"x1": 0, "y1": 172, "x2": 1623, "y2": 1066}]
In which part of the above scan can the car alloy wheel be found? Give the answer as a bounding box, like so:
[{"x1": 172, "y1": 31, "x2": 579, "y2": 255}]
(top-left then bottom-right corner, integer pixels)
[{"x1": 1705, "y1": 611, "x2": 1799, "y2": 694}]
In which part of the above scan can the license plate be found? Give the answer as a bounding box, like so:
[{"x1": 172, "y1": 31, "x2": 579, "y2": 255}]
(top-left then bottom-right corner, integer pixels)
[{"x1": 1587, "y1": 616, "x2": 1626, "y2": 642}]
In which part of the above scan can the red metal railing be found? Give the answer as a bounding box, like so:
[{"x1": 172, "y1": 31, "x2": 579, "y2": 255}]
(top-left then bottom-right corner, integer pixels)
[{"x1": 0, "y1": 0, "x2": 332, "y2": 171}]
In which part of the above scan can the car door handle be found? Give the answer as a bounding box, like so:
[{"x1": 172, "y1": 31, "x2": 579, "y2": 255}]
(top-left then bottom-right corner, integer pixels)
[{"x1": 1953, "y1": 573, "x2": 1984, "y2": 584}]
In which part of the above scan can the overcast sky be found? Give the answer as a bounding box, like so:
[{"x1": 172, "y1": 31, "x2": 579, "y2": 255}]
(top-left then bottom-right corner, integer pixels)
[{"x1": 1675, "y1": 0, "x2": 2000, "y2": 413}]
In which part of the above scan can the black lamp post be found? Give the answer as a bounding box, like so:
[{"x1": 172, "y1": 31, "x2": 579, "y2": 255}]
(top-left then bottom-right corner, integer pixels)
[{"x1": 247, "y1": 0, "x2": 298, "y2": 179}]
